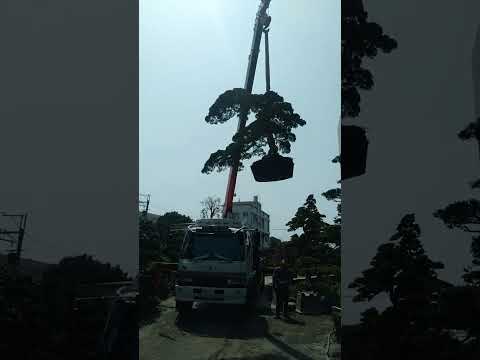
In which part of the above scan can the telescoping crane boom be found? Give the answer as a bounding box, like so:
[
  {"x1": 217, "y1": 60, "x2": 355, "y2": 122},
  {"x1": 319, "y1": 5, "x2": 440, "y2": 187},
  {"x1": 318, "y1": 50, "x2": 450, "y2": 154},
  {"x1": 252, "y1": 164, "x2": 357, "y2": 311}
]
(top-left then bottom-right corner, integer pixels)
[{"x1": 222, "y1": 0, "x2": 272, "y2": 218}]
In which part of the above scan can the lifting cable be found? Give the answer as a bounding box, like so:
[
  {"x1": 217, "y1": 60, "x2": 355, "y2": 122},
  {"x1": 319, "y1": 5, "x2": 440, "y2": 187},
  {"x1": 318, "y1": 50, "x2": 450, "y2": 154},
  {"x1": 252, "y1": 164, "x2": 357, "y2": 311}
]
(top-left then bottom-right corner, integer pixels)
[{"x1": 262, "y1": 15, "x2": 278, "y2": 155}]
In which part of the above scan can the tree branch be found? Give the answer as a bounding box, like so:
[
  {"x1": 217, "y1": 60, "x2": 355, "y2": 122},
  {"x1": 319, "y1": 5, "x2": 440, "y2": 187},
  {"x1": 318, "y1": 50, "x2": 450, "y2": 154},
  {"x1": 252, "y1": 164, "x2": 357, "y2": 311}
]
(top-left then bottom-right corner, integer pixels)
[{"x1": 462, "y1": 226, "x2": 480, "y2": 233}]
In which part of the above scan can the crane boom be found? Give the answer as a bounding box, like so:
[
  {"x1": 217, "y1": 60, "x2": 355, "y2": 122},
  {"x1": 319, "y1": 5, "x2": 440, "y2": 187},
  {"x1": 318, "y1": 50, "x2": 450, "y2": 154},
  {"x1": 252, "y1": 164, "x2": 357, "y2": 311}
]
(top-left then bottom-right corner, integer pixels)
[{"x1": 223, "y1": 0, "x2": 271, "y2": 218}]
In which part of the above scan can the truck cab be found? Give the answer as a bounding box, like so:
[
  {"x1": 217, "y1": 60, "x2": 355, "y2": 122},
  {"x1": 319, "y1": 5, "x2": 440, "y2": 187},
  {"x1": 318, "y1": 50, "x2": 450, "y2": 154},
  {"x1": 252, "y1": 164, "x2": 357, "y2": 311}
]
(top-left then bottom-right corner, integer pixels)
[{"x1": 175, "y1": 219, "x2": 264, "y2": 314}]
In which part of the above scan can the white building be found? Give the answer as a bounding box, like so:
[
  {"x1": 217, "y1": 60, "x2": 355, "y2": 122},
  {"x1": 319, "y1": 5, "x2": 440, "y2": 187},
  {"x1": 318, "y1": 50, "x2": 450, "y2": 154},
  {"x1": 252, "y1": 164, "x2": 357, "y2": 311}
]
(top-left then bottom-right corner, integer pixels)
[{"x1": 230, "y1": 196, "x2": 270, "y2": 249}]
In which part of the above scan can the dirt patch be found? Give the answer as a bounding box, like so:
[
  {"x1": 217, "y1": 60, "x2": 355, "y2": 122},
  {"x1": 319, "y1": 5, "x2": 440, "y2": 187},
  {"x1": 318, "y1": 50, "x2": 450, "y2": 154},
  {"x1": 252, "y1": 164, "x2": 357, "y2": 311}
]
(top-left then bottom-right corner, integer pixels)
[{"x1": 140, "y1": 293, "x2": 335, "y2": 360}]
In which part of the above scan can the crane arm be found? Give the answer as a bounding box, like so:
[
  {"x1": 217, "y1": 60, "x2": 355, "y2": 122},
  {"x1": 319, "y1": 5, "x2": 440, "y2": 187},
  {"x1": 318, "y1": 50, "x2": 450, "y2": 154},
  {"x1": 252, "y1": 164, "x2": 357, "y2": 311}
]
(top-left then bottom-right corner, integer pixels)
[{"x1": 223, "y1": 0, "x2": 272, "y2": 218}]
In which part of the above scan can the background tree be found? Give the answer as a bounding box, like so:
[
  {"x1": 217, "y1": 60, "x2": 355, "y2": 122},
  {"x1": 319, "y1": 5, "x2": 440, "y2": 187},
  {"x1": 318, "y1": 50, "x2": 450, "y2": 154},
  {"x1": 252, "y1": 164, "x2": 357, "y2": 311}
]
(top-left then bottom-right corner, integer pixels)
[
  {"x1": 202, "y1": 89, "x2": 306, "y2": 173},
  {"x1": 432, "y1": 67, "x2": 480, "y2": 351},
  {"x1": 283, "y1": 194, "x2": 340, "y2": 308},
  {"x1": 43, "y1": 254, "x2": 128, "y2": 290},
  {"x1": 200, "y1": 196, "x2": 222, "y2": 219},
  {"x1": 433, "y1": 201, "x2": 480, "y2": 355},
  {"x1": 286, "y1": 194, "x2": 340, "y2": 266},
  {"x1": 458, "y1": 109, "x2": 480, "y2": 172},
  {"x1": 286, "y1": 195, "x2": 328, "y2": 256},
  {"x1": 434, "y1": 199, "x2": 480, "y2": 286},
  {"x1": 322, "y1": 188, "x2": 341, "y2": 224},
  {"x1": 434, "y1": 108, "x2": 480, "y2": 285},
  {"x1": 269, "y1": 236, "x2": 282, "y2": 249},
  {"x1": 139, "y1": 211, "x2": 193, "y2": 266},
  {"x1": 346, "y1": 215, "x2": 460, "y2": 359},
  {"x1": 157, "y1": 211, "x2": 193, "y2": 262},
  {"x1": 0, "y1": 271, "x2": 48, "y2": 359},
  {"x1": 426, "y1": 27, "x2": 480, "y2": 353},
  {"x1": 322, "y1": 188, "x2": 341, "y2": 260},
  {"x1": 42, "y1": 255, "x2": 128, "y2": 316},
  {"x1": 349, "y1": 215, "x2": 446, "y2": 317},
  {"x1": 139, "y1": 217, "x2": 164, "y2": 271},
  {"x1": 139, "y1": 211, "x2": 193, "y2": 325},
  {"x1": 41, "y1": 254, "x2": 129, "y2": 359}
]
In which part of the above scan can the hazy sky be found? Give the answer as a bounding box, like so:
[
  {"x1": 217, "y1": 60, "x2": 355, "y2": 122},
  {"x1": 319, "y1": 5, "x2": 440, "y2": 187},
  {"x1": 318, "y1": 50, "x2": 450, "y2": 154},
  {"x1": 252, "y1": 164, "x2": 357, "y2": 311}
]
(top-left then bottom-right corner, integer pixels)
[
  {"x1": 140, "y1": 0, "x2": 340, "y2": 240},
  {"x1": 342, "y1": 1, "x2": 480, "y2": 323},
  {"x1": 0, "y1": 0, "x2": 138, "y2": 276}
]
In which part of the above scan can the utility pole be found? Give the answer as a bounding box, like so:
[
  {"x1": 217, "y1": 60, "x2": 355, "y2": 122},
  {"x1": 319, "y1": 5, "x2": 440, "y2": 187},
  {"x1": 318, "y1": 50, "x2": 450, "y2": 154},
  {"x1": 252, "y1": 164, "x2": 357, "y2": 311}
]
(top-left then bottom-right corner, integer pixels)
[
  {"x1": 139, "y1": 193, "x2": 151, "y2": 217},
  {"x1": 0, "y1": 212, "x2": 28, "y2": 266}
]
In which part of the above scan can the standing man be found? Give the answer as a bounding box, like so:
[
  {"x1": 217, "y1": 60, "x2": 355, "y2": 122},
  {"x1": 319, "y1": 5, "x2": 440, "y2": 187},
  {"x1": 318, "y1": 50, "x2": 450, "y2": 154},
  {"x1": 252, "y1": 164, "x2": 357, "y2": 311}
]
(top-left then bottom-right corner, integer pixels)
[
  {"x1": 272, "y1": 259, "x2": 292, "y2": 319},
  {"x1": 305, "y1": 271, "x2": 313, "y2": 292}
]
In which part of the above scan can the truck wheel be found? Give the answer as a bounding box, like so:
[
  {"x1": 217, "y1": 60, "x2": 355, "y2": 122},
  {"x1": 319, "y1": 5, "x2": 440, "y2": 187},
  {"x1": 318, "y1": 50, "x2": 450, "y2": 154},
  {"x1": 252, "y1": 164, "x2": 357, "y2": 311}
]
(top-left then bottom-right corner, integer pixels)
[
  {"x1": 243, "y1": 285, "x2": 258, "y2": 315},
  {"x1": 176, "y1": 301, "x2": 192, "y2": 314},
  {"x1": 242, "y1": 301, "x2": 255, "y2": 316}
]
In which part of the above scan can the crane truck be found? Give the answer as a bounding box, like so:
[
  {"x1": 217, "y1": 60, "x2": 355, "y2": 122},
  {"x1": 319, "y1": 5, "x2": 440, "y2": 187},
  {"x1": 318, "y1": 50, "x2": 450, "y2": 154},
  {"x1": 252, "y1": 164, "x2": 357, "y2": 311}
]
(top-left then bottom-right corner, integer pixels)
[
  {"x1": 175, "y1": 219, "x2": 264, "y2": 314},
  {"x1": 175, "y1": 0, "x2": 271, "y2": 315}
]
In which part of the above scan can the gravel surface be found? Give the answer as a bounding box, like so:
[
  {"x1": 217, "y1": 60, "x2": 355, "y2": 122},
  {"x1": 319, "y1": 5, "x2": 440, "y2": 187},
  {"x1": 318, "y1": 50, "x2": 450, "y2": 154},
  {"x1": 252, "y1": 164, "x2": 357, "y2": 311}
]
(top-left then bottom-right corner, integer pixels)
[{"x1": 140, "y1": 287, "x2": 336, "y2": 360}]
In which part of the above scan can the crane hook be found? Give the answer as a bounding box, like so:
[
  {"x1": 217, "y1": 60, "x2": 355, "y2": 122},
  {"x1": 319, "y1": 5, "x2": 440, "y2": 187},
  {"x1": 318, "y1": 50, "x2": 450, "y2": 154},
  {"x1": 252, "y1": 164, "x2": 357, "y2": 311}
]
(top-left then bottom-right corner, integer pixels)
[{"x1": 263, "y1": 15, "x2": 271, "y2": 31}]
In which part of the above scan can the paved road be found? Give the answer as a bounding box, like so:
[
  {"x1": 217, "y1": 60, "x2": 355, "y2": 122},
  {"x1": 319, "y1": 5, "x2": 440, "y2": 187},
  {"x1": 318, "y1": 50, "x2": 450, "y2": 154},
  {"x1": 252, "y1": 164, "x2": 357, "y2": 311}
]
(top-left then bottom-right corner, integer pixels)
[{"x1": 140, "y1": 287, "x2": 336, "y2": 360}]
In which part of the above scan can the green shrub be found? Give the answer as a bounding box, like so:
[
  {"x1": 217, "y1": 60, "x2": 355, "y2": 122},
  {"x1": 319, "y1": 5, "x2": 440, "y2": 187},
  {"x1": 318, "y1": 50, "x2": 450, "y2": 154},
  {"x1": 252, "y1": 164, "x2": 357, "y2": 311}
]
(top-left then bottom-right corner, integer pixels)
[{"x1": 292, "y1": 278, "x2": 340, "y2": 307}]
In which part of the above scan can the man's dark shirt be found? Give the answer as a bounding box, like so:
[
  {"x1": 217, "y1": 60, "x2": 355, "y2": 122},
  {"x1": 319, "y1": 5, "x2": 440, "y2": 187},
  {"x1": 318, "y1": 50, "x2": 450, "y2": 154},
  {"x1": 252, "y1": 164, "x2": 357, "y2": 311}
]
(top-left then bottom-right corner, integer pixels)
[{"x1": 272, "y1": 266, "x2": 292, "y2": 290}]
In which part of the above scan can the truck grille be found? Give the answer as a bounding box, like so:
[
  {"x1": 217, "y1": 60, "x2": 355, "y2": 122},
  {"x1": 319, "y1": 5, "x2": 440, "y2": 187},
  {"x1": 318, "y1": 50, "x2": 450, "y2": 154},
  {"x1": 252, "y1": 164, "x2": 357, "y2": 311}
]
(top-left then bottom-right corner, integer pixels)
[{"x1": 176, "y1": 271, "x2": 246, "y2": 288}]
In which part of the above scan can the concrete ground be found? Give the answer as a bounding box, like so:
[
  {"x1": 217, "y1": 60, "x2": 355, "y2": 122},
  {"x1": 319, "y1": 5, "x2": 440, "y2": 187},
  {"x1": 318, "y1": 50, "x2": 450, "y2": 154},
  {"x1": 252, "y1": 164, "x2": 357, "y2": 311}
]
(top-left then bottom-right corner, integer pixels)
[{"x1": 140, "y1": 286, "x2": 337, "y2": 360}]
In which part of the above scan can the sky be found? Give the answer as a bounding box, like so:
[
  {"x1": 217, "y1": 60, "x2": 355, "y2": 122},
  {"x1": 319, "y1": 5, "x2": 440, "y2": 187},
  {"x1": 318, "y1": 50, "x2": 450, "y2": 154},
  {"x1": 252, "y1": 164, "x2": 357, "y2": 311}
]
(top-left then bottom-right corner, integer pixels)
[
  {"x1": 342, "y1": 1, "x2": 480, "y2": 324},
  {"x1": 0, "y1": 0, "x2": 138, "y2": 276},
  {"x1": 140, "y1": 0, "x2": 341, "y2": 241}
]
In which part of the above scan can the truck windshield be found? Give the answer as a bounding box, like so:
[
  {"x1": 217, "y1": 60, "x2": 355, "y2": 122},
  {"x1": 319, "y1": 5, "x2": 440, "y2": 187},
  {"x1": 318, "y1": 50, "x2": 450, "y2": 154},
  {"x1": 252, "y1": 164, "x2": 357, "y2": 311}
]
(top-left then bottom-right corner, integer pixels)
[{"x1": 181, "y1": 232, "x2": 245, "y2": 261}]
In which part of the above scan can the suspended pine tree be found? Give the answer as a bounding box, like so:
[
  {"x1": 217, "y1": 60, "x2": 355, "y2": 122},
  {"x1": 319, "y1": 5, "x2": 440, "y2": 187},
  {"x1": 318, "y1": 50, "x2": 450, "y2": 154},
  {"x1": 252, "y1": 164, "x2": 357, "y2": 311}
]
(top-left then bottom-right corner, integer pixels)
[
  {"x1": 342, "y1": 0, "x2": 398, "y2": 119},
  {"x1": 201, "y1": 89, "x2": 306, "y2": 176},
  {"x1": 340, "y1": 0, "x2": 398, "y2": 180}
]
